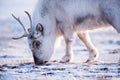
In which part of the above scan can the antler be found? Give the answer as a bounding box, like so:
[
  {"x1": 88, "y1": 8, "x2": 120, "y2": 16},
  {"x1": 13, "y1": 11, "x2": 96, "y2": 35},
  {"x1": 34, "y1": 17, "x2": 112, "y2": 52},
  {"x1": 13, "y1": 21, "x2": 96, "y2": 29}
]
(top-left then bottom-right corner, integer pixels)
[
  {"x1": 25, "y1": 11, "x2": 33, "y2": 34},
  {"x1": 12, "y1": 34, "x2": 28, "y2": 39},
  {"x1": 12, "y1": 14, "x2": 28, "y2": 39}
]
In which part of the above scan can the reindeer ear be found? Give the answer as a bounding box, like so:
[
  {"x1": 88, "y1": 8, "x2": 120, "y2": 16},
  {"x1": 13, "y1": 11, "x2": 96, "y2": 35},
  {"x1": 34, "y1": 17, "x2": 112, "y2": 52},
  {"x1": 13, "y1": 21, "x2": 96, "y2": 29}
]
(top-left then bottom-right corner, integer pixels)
[{"x1": 36, "y1": 23, "x2": 44, "y2": 35}]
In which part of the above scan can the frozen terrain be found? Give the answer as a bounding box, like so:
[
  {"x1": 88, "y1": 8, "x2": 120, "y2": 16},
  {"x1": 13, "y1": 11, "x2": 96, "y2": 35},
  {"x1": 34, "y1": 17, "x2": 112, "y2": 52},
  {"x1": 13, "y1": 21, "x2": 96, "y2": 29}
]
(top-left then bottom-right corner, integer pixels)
[{"x1": 0, "y1": 0, "x2": 120, "y2": 80}]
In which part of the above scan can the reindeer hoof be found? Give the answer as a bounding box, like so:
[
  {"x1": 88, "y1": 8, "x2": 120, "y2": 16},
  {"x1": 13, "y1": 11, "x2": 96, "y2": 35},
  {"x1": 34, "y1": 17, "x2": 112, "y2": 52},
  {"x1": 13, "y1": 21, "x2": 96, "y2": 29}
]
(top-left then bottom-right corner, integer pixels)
[
  {"x1": 85, "y1": 52, "x2": 99, "y2": 64},
  {"x1": 84, "y1": 59, "x2": 97, "y2": 64},
  {"x1": 60, "y1": 55, "x2": 73, "y2": 63}
]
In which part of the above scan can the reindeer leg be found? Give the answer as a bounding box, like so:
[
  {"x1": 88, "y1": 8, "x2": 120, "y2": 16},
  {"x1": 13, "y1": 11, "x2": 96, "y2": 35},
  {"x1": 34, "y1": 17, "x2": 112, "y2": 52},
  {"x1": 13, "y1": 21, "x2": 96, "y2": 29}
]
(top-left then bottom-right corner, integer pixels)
[
  {"x1": 77, "y1": 31, "x2": 99, "y2": 63},
  {"x1": 60, "y1": 38, "x2": 74, "y2": 63},
  {"x1": 60, "y1": 26, "x2": 74, "y2": 63}
]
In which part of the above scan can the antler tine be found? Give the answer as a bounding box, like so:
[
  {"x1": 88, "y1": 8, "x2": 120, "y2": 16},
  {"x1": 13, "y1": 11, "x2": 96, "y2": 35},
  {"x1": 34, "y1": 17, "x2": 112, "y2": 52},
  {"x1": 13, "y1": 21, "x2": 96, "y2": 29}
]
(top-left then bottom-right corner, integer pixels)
[
  {"x1": 12, "y1": 35, "x2": 28, "y2": 40},
  {"x1": 25, "y1": 11, "x2": 32, "y2": 33},
  {"x1": 12, "y1": 14, "x2": 28, "y2": 40},
  {"x1": 12, "y1": 14, "x2": 28, "y2": 34}
]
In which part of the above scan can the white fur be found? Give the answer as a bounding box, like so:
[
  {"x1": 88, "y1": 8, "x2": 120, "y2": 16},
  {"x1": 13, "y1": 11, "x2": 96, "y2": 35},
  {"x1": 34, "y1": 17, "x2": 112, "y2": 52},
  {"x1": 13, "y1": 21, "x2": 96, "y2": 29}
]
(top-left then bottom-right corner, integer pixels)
[{"x1": 28, "y1": 0, "x2": 120, "y2": 64}]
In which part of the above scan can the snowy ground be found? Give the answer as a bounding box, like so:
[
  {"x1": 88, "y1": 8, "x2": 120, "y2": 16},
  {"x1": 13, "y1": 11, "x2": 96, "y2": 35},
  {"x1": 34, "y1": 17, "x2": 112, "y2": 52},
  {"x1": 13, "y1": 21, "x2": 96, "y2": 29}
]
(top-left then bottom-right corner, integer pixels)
[{"x1": 0, "y1": 0, "x2": 120, "y2": 80}]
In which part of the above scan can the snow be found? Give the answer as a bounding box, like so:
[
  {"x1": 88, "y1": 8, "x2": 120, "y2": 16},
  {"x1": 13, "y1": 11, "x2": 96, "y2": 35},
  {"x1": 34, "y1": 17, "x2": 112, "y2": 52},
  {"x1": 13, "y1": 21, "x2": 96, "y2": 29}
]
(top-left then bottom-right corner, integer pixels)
[{"x1": 0, "y1": 0, "x2": 120, "y2": 80}]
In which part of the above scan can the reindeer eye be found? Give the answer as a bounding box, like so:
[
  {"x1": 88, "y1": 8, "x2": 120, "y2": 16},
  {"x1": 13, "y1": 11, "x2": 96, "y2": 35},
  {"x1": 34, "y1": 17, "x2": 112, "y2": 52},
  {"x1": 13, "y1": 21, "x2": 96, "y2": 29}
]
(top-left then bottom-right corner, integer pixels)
[
  {"x1": 32, "y1": 41, "x2": 41, "y2": 49},
  {"x1": 29, "y1": 35, "x2": 33, "y2": 39}
]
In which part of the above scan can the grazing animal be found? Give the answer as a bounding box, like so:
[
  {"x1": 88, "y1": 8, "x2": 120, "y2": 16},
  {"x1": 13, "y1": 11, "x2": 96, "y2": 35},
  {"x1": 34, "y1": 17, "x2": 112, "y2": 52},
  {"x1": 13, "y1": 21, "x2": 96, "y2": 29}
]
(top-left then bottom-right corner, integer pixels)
[{"x1": 12, "y1": 0, "x2": 120, "y2": 65}]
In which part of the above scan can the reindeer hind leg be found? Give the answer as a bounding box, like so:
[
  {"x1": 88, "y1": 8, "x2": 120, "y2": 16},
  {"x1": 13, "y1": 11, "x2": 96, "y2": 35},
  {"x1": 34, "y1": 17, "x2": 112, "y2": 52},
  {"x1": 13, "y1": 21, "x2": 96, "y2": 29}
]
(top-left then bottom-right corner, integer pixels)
[{"x1": 77, "y1": 31, "x2": 99, "y2": 63}]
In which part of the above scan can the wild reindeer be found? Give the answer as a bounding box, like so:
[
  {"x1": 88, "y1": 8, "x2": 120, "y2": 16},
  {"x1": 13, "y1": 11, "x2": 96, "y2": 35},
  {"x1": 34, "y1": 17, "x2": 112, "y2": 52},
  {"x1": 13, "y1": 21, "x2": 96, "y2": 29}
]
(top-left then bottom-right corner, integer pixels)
[{"x1": 12, "y1": 0, "x2": 120, "y2": 65}]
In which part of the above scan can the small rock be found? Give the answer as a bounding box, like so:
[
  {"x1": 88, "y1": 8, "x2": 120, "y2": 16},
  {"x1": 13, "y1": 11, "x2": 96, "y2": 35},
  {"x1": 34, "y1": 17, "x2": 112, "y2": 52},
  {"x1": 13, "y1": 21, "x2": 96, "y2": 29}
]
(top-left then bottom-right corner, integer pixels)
[
  {"x1": 52, "y1": 68, "x2": 65, "y2": 71},
  {"x1": 100, "y1": 67, "x2": 109, "y2": 72},
  {"x1": 17, "y1": 69, "x2": 26, "y2": 73},
  {"x1": 42, "y1": 72, "x2": 54, "y2": 75},
  {"x1": 116, "y1": 41, "x2": 120, "y2": 45}
]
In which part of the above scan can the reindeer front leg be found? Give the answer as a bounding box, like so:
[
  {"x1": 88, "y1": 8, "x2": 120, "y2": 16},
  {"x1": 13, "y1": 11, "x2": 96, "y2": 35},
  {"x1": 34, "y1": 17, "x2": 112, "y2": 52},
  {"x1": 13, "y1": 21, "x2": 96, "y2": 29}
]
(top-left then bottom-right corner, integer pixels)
[
  {"x1": 60, "y1": 38, "x2": 74, "y2": 63},
  {"x1": 60, "y1": 26, "x2": 74, "y2": 63}
]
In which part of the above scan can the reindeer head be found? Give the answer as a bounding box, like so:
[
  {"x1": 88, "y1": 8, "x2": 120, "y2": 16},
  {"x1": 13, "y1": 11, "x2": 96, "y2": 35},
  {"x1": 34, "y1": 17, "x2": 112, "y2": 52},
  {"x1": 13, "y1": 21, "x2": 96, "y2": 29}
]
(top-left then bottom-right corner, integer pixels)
[{"x1": 12, "y1": 11, "x2": 53, "y2": 65}]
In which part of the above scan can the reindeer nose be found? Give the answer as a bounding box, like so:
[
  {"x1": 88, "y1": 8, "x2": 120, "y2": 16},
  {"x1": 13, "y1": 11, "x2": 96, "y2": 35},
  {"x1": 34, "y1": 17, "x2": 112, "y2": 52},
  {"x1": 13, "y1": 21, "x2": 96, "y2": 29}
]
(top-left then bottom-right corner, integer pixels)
[
  {"x1": 32, "y1": 41, "x2": 41, "y2": 49},
  {"x1": 35, "y1": 61, "x2": 48, "y2": 65},
  {"x1": 33, "y1": 55, "x2": 48, "y2": 65},
  {"x1": 33, "y1": 53, "x2": 48, "y2": 65}
]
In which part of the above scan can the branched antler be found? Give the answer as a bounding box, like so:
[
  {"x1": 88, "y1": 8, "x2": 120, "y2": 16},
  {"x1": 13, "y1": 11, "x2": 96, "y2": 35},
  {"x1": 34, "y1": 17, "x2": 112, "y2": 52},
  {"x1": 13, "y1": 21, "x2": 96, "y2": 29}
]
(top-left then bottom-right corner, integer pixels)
[
  {"x1": 25, "y1": 11, "x2": 33, "y2": 34},
  {"x1": 12, "y1": 11, "x2": 33, "y2": 40},
  {"x1": 12, "y1": 14, "x2": 28, "y2": 39}
]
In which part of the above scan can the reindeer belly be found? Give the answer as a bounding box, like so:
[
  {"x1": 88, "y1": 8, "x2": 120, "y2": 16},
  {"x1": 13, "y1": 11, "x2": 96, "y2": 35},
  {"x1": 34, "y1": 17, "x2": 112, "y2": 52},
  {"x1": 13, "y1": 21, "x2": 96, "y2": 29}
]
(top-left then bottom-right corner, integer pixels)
[{"x1": 74, "y1": 15, "x2": 111, "y2": 31}]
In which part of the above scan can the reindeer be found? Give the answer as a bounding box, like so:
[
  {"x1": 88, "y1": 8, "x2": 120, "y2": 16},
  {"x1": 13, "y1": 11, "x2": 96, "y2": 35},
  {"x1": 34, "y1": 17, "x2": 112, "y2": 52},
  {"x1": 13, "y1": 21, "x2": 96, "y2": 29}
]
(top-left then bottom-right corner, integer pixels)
[{"x1": 12, "y1": 0, "x2": 120, "y2": 65}]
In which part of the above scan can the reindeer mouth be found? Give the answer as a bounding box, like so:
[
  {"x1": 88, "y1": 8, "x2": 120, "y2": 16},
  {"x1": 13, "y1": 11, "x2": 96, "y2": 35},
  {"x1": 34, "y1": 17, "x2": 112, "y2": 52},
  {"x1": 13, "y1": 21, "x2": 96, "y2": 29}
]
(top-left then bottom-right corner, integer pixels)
[{"x1": 32, "y1": 52, "x2": 48, "y2": 65}]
